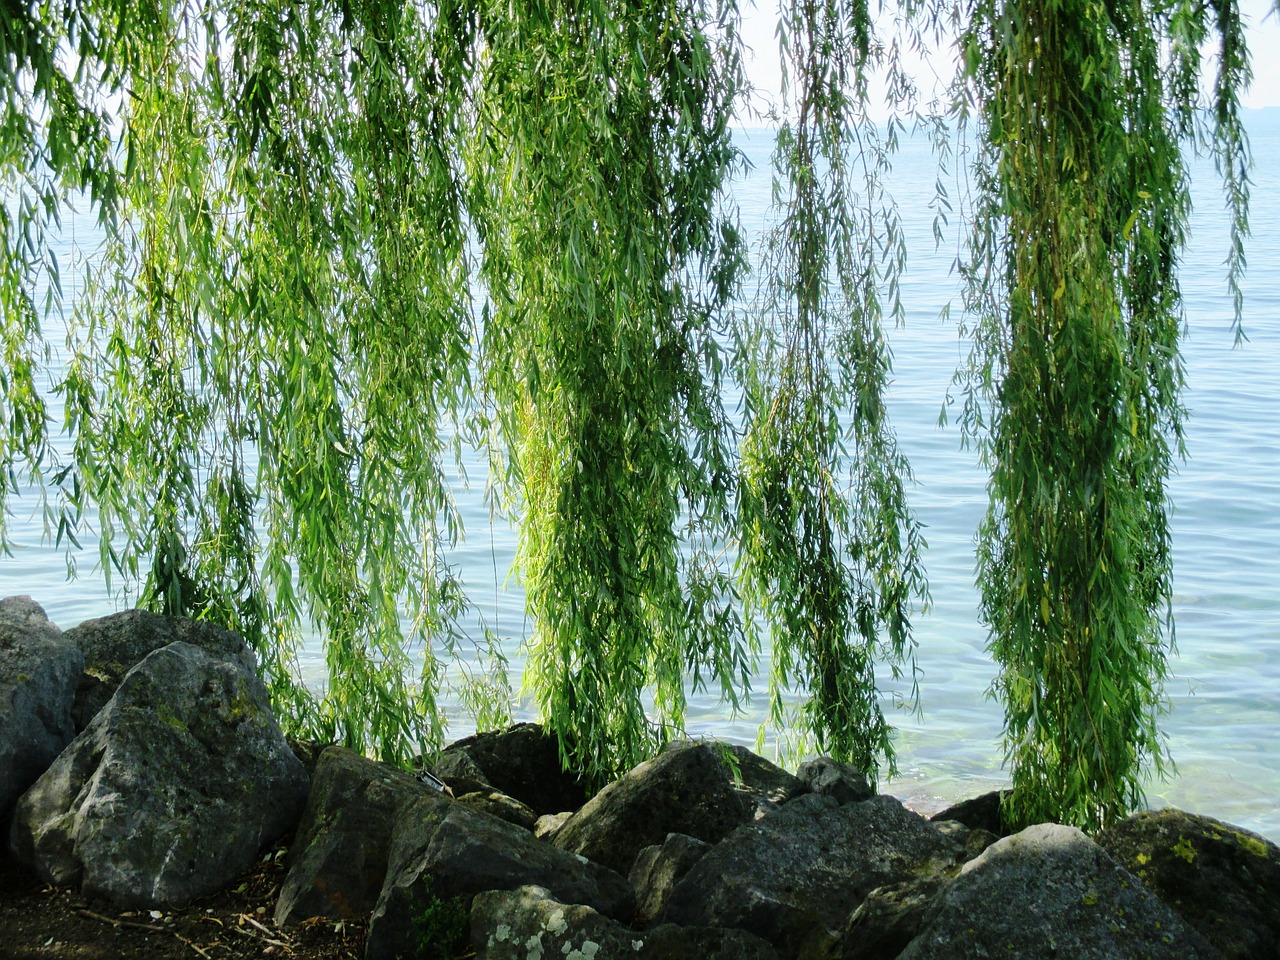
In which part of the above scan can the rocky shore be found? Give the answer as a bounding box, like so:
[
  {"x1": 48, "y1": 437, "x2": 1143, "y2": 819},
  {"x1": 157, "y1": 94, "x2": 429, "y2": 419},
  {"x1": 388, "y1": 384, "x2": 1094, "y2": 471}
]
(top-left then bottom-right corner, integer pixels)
[{"x1": 3, "y1": 595, "x2": 1278, "y2": 959}]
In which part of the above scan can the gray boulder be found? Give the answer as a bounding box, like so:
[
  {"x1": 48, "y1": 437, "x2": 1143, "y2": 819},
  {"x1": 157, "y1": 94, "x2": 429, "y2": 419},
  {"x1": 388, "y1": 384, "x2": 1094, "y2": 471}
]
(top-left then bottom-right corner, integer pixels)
[
  {"x1": 630, "y1": 833, "x2": 712, "y2": 925},
  {"x1": 0, "y1": 597, "x2": 82, "y2": 827},
  {"x1": 433, "y1": 723, "x2": 588, "y2": 816},
  {"x1": 814, "y1": 876, "x2": 949, "y2": 960},
  {"x1": 472, "y1": 885, "x2": 780, "y2": 960},
  {"x1": 9, "y1": 641, "x2": 309, "y2": 908},
  {"x1": 65, "y1": 608, "x2": 254, "y2": 731},
  {"x1": 275, "y1": 746, "x2": 433, "y2": 927},
  {"x1": 365, "y1": 793, "x2": 634, "y2": 960},
  {"x1": 897, "y1": 822, "x2": 1226, "y2": 960},
  {"x1": 931, "y1": 818, "x2": 1000, "y2": 860},
  {"x1": 691, "y1": 741, "x2": 807, "y2": 814},
  {"x1": 456, "y1": 789, "x2": 539, "y2": 831},
  {"x1": 533, "y1": 811, "x2": 572, "y2": 841},
  {"x1": 1096, "y1": 808, "x2": 1280, "y2": 960},
  {"x1": 663, "y1": 793, "x2": 962, "y2": 958},
  {"x1": 796, "y1": 756, "x2": 873, "y2": 805},
  {"x1": 553, "y1": 740, "x2": 753, "y2": 875},
  {"x1": 929, "y1": 789, "x2": 1010, "y2": 836}
]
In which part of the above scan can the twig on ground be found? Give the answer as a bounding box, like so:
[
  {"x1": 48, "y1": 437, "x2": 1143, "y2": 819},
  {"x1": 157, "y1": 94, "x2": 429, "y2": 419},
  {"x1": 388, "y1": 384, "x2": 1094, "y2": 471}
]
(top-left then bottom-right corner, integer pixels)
[
  {"x1": 232, "y1": 913, "x2": 293, "y2": 950},
  {"x1": 74, "y1": 907, "x2": 217, "y2": 958}
]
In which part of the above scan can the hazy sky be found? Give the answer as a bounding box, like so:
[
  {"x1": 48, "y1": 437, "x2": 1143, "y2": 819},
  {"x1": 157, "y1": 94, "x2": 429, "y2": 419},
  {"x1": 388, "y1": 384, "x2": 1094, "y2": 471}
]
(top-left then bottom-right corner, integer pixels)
[{"x1": 737, "y1": 0, "x2": 1280, "y2": 120}]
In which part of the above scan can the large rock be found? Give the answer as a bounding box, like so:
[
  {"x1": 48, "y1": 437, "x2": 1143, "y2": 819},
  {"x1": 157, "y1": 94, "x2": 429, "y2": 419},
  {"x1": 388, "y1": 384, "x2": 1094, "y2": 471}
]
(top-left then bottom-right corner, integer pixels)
[
  {"x1": 9, "y1": 641, "x2": 309, "y2": 907},
  {"x1": 455, "y1": 789, "x2": 539, "y2": 831},
  {"x1": 930, "y1": 818, "x2": 1000, "y2": 861},
  {"x1": 1096, "y1": 808, "x2": 1280, "y2": 960},
  {"x1": 553, "y1": 741, "x2": 753, "y2": 875},
  {"x1": 472, "y1": 885, "x2": 780, "y2": 960},
  {"x1": 630, "y1": 833, "x2": 713, "y2": 925},
  {"x1": 365, "y1": 793, "x2": 634, "y2": 960},
  {"x1": 275, "y1": 746, "x2": 433, "y2": 927},
  {"x1": 929, "y1": 789, "x2": 1011, "y2": 836},
  {"x1": 897, "y1": 822, "x2": 1226, "y2": 960},
  {"x1": 703, "y1": 742, "x2": 807, "y2": 813},
  {"x1": 662, "y1": 793, "x2": 962, "y2": 957},
  {"x1": 432, "y1": 723, "x2": 588, "y2": 816},
  {"x1": 796, "y1": 756, "x2": 873, "y2": 805},
  {"x1": 65, "y1": 608, "x2": 254, "y2": 731},
  {"x1": 814, "y1": 876, "x2": 949, "y2": 960},
  {"x1": 0, "y1": 597, "x2": 82, "y2": 828}
]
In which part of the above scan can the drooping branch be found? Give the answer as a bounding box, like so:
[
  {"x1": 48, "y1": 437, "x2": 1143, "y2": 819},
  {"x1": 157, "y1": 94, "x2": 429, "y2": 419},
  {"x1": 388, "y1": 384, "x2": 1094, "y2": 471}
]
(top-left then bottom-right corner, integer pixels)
[
  {"x1": 955, "y1": 0, "x2": 1251, "y2": 830},
  {"x1": 736, "y1": 0, "x2": 927, "y2": 779}
]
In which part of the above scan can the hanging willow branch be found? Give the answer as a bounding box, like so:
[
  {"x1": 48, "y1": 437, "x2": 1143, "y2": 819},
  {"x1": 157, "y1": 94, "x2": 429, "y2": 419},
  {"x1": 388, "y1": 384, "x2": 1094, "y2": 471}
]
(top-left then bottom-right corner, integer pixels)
[
  {"x1": 954, "y1": 0, "x2": 1251, "y2": 830},
  {"x1": 52, "y1": 0, "x2": 479, "y2": 763},
  {"x1": 472, "y1": 0, "x2": 750, "y2": 786},
  {"x1": 736, "y1": 0, "x2": 928, "y2": 780}
]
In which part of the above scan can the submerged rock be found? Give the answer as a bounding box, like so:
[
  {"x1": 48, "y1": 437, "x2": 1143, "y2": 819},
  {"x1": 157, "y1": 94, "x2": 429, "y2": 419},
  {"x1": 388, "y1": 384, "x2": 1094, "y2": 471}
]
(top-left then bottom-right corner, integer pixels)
[
  {"x1": 0, "y1": 597, "x2": 82, "y2": 829},
  {"x1": 898, "y1": 822, "x2": 1225, "y2": 960},
  {"x1": 1097, "y1": 808, "x2": 1280, "y2": 960},
  {"x1": 9, "y1": 641, "x2": 308, "y2": 908}
]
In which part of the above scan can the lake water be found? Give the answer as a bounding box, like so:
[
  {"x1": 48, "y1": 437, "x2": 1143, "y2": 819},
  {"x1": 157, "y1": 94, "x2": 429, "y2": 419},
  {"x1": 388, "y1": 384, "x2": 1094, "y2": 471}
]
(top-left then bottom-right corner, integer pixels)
[{"x1": 5, "y1": 111, "x2": 1278, "y2": 841}]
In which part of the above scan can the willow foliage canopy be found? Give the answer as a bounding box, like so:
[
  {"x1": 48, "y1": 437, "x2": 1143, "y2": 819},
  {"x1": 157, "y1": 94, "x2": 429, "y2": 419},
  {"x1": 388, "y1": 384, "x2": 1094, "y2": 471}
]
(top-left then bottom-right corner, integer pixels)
[{"x1": 0, "y1": 0, "x2": 1252, "y2": 824}]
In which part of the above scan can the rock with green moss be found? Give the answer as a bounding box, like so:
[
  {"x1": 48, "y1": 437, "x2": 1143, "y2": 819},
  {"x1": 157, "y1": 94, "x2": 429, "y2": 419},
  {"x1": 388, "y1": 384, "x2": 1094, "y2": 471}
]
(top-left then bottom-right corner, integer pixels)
[
  {"x1": 65, "y1": 608, "x2": 254, "y2": 731},
  {"x1": 456, "y1": 789, "x2": 540, "y2": 831},
  {"x1": 9, "y1": 641, "x2": 308, "y2": 908},
  {"x1": 796, "y1": 756, "x2": 873, "y2": 805},
  {"x1": 897, "y1": 823, "x2": 1225, "y2": 960},
  {"x1": 629, "y1": 832, "x2": 712, "y2": 925},
  {"x1": 365, "y1": 793, "x2": 634, "y2": 960},
  {"x1": 709, "y1": 741, "x2": 807, "y2": 812},
  {"x1": 0, "y1": 597, "x2": 83, "y2": 830},
  {"x1": 662, "y1": 793, "x2": 963, "y2": 959},
  {"x1": 814, "y1": 875, "x2": 950, "y2": 960},
  {"x1": 472, "y1": 884, "x2": 780, "y2": 960},
  {"x1": 1096, "y1": 808, "x2": 1280, "y2": 959}
]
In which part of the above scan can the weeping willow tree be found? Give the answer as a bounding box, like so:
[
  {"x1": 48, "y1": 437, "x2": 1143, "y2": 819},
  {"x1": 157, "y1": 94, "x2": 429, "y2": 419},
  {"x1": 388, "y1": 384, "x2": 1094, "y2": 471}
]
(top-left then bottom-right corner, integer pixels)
[
  {"x1": 736, "y1": 0, "x2": 927, "y2": 780},
  {"x1": 954, "y1": 0, "x2": 1251, "y2": 829},
  {"x1": 7, "y1": 0, "x2": 479, "y2": 762},
  {"x1": 471, "y1": 0, "x2": 752, "y2": 784},
  {"x1": 1, "y1": 0, "x2": 754, "y2": 778},
  {"x1": 0, "y1": 0, "x2": 1255, "y2": 809}
]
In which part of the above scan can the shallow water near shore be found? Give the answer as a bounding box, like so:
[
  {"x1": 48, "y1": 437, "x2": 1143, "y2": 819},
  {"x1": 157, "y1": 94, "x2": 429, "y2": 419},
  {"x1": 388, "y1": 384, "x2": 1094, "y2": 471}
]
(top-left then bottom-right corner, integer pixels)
[{"x1": 5, "y1": 112, "x2": 1279, "y2": 842}]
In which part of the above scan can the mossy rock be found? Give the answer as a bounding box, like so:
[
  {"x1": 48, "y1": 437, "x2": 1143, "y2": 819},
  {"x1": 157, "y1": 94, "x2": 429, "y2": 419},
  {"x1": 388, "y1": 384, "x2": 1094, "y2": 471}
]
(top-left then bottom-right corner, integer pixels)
[{"x1": 1096, "y1": 808, "x2": 1280, "y2": 960}]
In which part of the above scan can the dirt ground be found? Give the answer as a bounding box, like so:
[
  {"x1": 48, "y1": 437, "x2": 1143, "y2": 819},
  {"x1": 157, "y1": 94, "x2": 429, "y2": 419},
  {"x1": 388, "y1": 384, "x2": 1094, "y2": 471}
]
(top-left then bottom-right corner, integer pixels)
[{"x1": 0, "y1": 840, "x2": 371, "y2": 960}]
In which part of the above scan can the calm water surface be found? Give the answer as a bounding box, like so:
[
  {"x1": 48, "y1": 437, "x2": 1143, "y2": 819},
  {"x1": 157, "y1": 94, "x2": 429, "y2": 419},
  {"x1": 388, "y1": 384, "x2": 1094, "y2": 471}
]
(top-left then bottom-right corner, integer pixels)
[{"x1": 5, "y1": 111, "x2": 1278, "y2": 840}]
